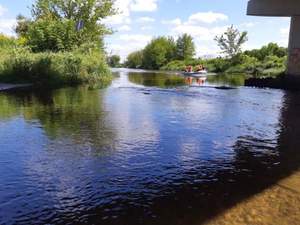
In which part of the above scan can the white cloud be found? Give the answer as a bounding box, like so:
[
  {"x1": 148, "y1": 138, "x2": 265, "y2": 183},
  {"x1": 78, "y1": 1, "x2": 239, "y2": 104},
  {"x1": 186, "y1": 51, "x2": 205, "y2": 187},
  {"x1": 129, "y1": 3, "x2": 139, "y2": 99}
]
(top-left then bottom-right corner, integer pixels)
[
  {"x1": 107, "y1": 34, "x2": 152, "y2": 61},
  {"x1": 172, "y1": 24, "x2": 228, "y2": 41},
  {"x1": 102, "y1": 0, "x2": 158, "y2": 26},
  {"x1": 170, "y1": 23, "x2": 228, "y2": 57},
  {"x1": 279, "y1": 27, "x2": 290, "y2": 46},
  {"x1": 0, "y1": 5, "x2": 7, "y2": 17},
  {"x1": 164, "y1": 12, "x2": 229, "y2": 57},
  {"x1": 141, "y1": 26, "x2": 153, "y2": 31},
  {"x1": 280, "y1": 27, "x2": 289, "y2": 37},
  {"x1": 0, "y1": 19, "x2": 17, "y2": 36},
  {"x1": 187, "y1": 11, "x2": 228, "y2": 24},
  {"x1": 118, "y1": 25, "x2": 131, "y2": 32},
  {"x1": 130, "y1": 0, "x2": 158, "y2": 12},
  {"x1": 162, "y1": 18, "x2": 182, "y2": 26},
  {"x1": 119, "y1": 34, "x2": 152, "y2": 43},
  {"x1": 101, "y1": 0, "x2": 132, "y2": 25},
  {"x1": 240, "y1": 22, "x2": 255, "y2": 28},
  {"x1": 196, "y1": 44, "x2": 220, "y2": 57},
  {"x1": 137, "y1": 17, "x2": 155, "y2": 23}
]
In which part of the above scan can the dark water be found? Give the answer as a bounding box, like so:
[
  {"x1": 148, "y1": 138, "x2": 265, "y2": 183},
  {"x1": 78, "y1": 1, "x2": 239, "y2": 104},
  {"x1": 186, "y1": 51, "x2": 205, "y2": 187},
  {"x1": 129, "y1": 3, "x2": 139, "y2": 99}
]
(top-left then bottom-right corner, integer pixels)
[{"x1": 1, "y1": 69, "x2": 300, "y2": 225}]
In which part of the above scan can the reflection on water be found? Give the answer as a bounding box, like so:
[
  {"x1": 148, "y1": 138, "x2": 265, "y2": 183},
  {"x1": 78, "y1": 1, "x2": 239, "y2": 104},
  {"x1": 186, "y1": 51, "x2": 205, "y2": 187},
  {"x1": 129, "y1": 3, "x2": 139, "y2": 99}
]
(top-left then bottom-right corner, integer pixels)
[
  {"x1": 0, "y1": 69, "x2": 299, "y2": 225},
  {"x1": 127, "y1": 70, "x2": 246, "y2": 88},
  {"x1": 207, "y1": 74, "x2": 246, "y2": 86},
  {"x1": 128, "y1": 72, "x2": 185, "y2": 87}
]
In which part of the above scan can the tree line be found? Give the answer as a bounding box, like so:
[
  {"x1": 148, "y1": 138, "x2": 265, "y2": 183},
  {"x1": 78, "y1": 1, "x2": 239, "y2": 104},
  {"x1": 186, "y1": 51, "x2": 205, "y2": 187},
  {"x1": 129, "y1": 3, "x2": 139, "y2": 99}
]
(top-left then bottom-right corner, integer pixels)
[
  {"x1": 124, "y1": 34, "x2": 196, "y2": 70},
  {"x1": 124, "y1": 26, "x2": 287, "y2": 77}
]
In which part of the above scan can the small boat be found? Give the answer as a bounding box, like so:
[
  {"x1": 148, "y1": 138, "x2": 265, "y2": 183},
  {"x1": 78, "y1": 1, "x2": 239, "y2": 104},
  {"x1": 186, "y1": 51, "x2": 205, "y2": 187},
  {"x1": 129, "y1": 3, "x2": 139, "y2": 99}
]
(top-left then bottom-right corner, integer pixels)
[{"x1": 182, "y1": 70, "x2": 208, "y2": 77}]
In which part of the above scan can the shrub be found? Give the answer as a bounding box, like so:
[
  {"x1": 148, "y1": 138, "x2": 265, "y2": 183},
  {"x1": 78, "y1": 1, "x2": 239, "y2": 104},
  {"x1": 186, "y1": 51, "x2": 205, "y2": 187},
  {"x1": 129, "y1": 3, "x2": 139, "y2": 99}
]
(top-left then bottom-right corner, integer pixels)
[
  {"x1": 0, "y1": 46, "x2": 111, "y2": 87},
  {"x1": 160, "y1": 60, "x2": 186, "y2": 71}
]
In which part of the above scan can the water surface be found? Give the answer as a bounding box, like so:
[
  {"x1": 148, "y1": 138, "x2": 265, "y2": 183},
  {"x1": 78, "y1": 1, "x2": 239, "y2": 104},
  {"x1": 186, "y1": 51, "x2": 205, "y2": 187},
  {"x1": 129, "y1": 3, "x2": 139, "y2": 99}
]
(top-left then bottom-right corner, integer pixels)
[{"x1": 1, "y1": 69, "x2": 300, "y2": 225}]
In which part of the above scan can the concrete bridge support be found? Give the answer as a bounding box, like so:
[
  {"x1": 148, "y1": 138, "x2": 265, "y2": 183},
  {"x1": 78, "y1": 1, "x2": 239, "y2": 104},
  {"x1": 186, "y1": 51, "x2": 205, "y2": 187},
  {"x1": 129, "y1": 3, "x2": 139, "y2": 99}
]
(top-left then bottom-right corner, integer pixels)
[
  {"x1": 287, "y1": 16, "x2": 300, "y2": 76},
  {"x1": 247, "y1": 0, "x2": 300, "y2": 77}
]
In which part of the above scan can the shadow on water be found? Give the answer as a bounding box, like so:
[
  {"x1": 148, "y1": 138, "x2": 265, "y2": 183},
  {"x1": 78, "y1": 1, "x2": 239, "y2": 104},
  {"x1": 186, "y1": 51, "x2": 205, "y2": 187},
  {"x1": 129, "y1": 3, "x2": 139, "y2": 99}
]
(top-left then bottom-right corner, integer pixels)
[
  {"x1": 1, "y1": 70, "x2": 300, "y2": 225},
  {"x1": 97, "y1": 90, "x2": 300, "y2": 225}
]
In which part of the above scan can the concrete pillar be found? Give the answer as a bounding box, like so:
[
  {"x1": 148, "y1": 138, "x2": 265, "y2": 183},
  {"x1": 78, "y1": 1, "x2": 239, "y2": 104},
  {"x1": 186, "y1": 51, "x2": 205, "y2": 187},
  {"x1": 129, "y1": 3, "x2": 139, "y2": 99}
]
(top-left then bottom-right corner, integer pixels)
[
  {"x1": 287, "y1": 16, "x2": 300, "y2": 76},
  {"x1": 247, "y1": 0, "x2": 300, "y2": 17}
]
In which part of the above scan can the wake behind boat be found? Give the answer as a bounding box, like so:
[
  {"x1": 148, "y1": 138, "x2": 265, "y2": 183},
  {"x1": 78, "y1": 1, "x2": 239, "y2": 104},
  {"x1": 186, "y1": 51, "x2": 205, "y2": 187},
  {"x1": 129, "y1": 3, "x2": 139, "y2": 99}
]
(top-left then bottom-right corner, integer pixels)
[
  {"x1": 182, "y1": 65, "x2": 208, "y2": 77},
  {"x1": 182, "y1": 70, "x2": 208, "y2": 77}
]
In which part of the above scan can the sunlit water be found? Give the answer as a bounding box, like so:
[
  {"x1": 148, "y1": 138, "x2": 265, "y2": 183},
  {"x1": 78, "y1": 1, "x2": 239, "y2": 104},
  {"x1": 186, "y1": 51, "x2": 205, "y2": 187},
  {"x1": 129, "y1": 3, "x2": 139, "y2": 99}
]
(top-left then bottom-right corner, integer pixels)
[{"x1": 1, "y1": 69, "x2": 300, "y2": 225}]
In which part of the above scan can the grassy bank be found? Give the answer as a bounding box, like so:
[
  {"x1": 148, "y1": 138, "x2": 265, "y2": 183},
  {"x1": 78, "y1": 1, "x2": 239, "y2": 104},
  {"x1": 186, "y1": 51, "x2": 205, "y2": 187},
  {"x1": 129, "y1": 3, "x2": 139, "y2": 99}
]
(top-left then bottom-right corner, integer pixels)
[
  {"x1": 0, "y1": 44, "x2": 112, "y2": 88},
  {"x1": 160, "y1": 54, "x2": 287, "y2": 77},
  {"x1": 0, "y1": 0, "x2": 115, "y2": 89}
]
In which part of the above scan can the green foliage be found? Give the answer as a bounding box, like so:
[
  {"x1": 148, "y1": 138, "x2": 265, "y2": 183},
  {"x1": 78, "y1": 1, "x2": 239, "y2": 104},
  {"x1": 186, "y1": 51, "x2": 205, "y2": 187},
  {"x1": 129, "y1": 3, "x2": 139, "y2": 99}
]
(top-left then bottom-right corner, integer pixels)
[
  {"x1": 0, "y1": 34, "x2": 16, "y2": 48},
  {"x1": 26, "y1": 18, "x2": 79, "y2": 52},
  {"x1": 107, "y1": 55, "x2": 121, "y2": 67},
  {"x1": 160, "y1": 60, "x2": 186, "y2": 71},
  {"x1": 123, "y1": 25, "x2": 285, "y2": 78},
  {"x1": 0, "y1": 35, "x2": 18, "y2": 73},
  {"x1": 125, "y1": 50, "x2": 144, "y2": 69},
  {"x1": 244, "y1": 43, "x2": 287, "y2": 61},
  {"x1": 0, "y1": 1, "x2": 116, "y2": 87},
  {"x1": 214, "y1": 25, "x2": 248, "y2": 58},
  {"x1": 175, "y1": 33, "x2": 196, "y2": 61},
  {"x1": 142, "y1": 37, "x2": 177, "y2": 70},
  {"x1": 0, "y1": 46, "x2": 111, "y2": 87},
  {"x1": 15, "y1": 15, "x2": 32, "y2": 37},
  {"x1": 22, "y1": 0, "x2": 115, "y2": 52},
  {"x1": 204, "y1": 58, "x2": 231, "y2": 73},
  {"x1": 125, "y1": 35, "x2": 195, "y2": 70},
  {"x1": 32, "y1": 0, "x2": 115, "y2": 21}
]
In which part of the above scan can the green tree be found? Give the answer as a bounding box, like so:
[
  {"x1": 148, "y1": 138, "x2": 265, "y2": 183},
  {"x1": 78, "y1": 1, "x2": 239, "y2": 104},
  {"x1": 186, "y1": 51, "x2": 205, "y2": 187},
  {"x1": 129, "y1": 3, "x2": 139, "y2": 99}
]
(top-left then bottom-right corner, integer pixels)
[
  {"x1": 214, "y1": 25, "x2": 248, "y2": 58},
  {"x1": 175, "y1": 33, "x2": 195, "y2": 61},
  {"x1": 165, "y1": 36, "x2": 177, "y2": 62},
  {"x1": 15, "y1": 15, "x2": 32, "y2": 38},
  {"x1": 125, "y1": 50, "x2": 144, "y2": 69},
  {"x1": 244, "y1": 43, "x2": 287, "y2": 61},
  {"x1": 26, "y1": 0, "x2": 115, "y2": 52},
  {"x1": 108, "y1": 55, "x2": 121, "y2": 67},
  {"x1": 26, "y1": 18, "x2": 78, "y2": 51},
  {"x1": 142, "y1": 37, "x2": 177, "y2": 70}
]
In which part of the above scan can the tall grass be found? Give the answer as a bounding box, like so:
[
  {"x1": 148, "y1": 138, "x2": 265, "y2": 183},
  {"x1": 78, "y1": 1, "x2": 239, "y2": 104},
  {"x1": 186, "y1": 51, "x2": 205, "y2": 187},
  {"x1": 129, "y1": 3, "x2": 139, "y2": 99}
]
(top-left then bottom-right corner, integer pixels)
[{"x1": 0, "y1": 44, "x2": 112, "y2": 88}]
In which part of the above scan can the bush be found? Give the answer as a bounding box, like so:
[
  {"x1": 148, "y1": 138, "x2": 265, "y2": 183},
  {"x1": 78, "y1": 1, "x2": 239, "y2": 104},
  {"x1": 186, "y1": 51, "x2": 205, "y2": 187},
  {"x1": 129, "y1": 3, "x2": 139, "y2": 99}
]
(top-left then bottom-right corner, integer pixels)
[
  {"x1": 26, "y1": 18, "x2": 78, "y2": 52},
  {"x1": 160, "y1": 60, "x2": 186, "y2": 71},
  {"x1": 125, "y1": 50, "x2": 144, "y2": 69},
  {"x1": 0, "y1": 46, "x2": 111, "y2": 87},
  {"x1": 0, "y1": 34, "x2": 16, "y2": 48},
  {"x1": 204, "y1": 58, "x2": 231, "y2": 73}
]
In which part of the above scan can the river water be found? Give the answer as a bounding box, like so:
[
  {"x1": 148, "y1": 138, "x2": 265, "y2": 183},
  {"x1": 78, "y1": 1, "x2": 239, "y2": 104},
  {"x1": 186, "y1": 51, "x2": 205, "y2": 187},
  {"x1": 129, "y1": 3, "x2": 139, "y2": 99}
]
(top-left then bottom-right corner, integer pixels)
[{"x1": 1, "y1": 69, "x2": 300, "y2": 225}]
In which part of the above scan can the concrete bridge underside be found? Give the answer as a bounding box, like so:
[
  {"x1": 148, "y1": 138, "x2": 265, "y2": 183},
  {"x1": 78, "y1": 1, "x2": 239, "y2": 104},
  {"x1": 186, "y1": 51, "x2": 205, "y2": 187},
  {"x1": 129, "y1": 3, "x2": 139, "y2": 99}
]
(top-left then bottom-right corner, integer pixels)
[{"x1": 247, "y1": 0, "x2": 300, "y2": 76}]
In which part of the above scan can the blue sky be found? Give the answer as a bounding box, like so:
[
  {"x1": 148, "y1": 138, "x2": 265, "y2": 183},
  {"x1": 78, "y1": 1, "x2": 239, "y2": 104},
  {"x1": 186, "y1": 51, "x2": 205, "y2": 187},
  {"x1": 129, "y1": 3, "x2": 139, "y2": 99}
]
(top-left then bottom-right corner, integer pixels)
[{"x1": 0, "y1": 0, "x2": 290, "y2": 60}]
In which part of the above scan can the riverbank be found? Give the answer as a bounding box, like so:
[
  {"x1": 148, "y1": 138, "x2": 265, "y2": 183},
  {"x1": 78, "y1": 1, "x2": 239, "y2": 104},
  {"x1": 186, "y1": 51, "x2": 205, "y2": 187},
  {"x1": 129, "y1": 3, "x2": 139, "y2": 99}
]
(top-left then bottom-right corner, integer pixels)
[
  {"x1": 245, "y1": 74, "x2": 300, "y2": 91},
  {"x1": 0, "y1": 47, "x2": 112, "y2": 88},
  {"x1": 124, "y1": 42, "x2": 287, "y2": 78},
  {"x1": 204, "y1": 169, "x2": 300, "y2": 225}
]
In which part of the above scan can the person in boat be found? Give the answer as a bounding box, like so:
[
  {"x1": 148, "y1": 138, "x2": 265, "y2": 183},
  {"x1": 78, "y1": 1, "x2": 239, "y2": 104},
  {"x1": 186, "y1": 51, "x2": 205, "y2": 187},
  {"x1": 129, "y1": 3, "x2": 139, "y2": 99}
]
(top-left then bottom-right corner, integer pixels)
[
  {"x1": 195, "y1": 65, "x2": 204, "y2": 72},
  {"x1": 185, "y1": 65, "x2": 193, "y2": 73}
]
